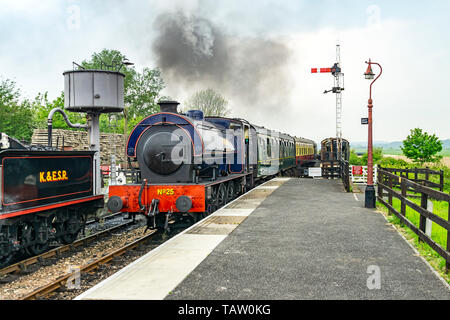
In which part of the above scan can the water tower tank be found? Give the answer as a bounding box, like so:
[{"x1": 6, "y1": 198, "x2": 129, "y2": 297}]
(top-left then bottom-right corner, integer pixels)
[{"x1": 63, "y1": 69, "x2": 125, "y2": 113}]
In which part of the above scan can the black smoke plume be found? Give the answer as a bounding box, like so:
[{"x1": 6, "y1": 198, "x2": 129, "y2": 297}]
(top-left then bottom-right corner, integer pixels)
[{"x1": 152, "y1": 11, "x2": 293, "y2": 119}]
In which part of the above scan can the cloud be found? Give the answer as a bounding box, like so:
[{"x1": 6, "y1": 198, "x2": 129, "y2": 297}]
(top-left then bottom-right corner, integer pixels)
[
  {"x1": 151, "y1": 11, "x2": 293, "y2": 124},
  {"x1": 0, "y1": 1, "x2": 449, "y2": 143}
]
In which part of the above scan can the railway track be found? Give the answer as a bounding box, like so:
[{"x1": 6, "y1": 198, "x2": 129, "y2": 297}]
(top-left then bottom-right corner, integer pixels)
[
  {"x1": 3, "y1": 185, "x2": 264, "y2": 300},
  {"x1": 20, "y1": 230, "x2": 157, "y2": 300},
  {"x1": 0, "y1": 215, "x2": 137, "y2": 281}
]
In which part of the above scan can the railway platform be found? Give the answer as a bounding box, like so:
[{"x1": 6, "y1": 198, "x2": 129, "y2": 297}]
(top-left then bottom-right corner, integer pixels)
[{"x1": 76, "y1": 178, "x2": 450, "y2": 300}]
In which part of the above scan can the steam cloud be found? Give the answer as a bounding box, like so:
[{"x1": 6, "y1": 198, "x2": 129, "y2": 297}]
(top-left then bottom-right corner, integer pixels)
[{"x1": 152, "y1": 11, "x2": 293, "y2": 120}]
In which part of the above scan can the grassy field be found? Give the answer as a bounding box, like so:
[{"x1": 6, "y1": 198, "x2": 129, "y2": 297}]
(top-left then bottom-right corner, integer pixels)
[
  {"x1": 377, "y1": 195, "x2": 450, "y2": 283},
  {"x1": 382, "y1": 154, "x2": 450, "y2": 169},
  {"x1": 353, "y1": 149, "x2": 450, "y2": 157}
]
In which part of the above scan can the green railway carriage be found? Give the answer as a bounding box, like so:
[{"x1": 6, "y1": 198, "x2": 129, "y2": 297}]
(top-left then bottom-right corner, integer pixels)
[{"x1": 255, "y1": 126, "x2": 315, "y2": 178}]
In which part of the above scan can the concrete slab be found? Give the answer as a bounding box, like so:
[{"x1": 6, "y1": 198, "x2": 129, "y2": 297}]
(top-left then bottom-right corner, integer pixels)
[
  {"x1": 213, "y1": 209, "x2": 254, "y2": 217},
  {"x1": 76, "y1": 234, "x2": 227, "y2": 300}
]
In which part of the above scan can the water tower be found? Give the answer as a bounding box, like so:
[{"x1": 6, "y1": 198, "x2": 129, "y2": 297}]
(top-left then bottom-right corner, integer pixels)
[{"x1": 48, "y1": 60, "x2": 129, "y2": 195}]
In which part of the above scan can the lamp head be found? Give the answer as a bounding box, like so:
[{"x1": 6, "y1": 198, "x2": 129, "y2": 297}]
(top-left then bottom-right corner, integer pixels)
[{"x1": 364, "y1": 59, "x2": 375, "y2": 80}]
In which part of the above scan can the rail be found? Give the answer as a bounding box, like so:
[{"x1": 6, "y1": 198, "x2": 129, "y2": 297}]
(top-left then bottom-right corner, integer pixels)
[
  {"x1": 0, "y1": 216, "x2": 133, "y2": 278},
  {"x1": 20, "y1": 230, "x2": 157, "y2": 300},
  {"x1": 377, "y1": 168, "x2": 450, "y2": 272}
]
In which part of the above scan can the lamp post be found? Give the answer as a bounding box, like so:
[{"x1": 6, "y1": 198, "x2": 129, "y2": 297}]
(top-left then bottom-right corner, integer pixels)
[{"x1": 363, "y1": 59, "x2": 382, "y2": 208}]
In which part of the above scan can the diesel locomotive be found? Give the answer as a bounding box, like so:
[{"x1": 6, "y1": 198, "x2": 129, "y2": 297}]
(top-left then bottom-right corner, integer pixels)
[
  {"x1": 0, "y1": 133, "x2": 103, "y2": 267},
  {"x1": 107, "y1": 101, "x2": 317, "y2": 231}
]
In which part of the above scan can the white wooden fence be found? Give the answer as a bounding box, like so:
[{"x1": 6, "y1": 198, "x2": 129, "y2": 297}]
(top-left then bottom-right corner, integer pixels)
[{"x1": 349, "y1": 165, "x2": 378, "y2": 184}]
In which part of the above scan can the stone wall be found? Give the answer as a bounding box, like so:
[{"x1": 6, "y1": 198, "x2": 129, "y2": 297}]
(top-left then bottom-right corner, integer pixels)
[{"x1": 31, "y1": 129, "x2": 127, "y2": 165}]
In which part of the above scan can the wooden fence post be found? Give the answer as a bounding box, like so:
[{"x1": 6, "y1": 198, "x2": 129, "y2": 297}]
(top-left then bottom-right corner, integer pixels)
[
  {"x1": 440, "y1": 170, "x2": 444, "y2": 192},
  {"x1": 419, "y1": 192, "x2": 428, "y2": 243},
  {"x1": 401, "y1": 178, "x2": 407, "y2": 218},
  {"x1": 377, "y1": 169, "x2": 382, "y2": 199},
  {"x1": 388, "y1": 176, "x2": 393, "y2": 206},
  {"x1": 447, "y1": 201, "x2": 450, "y2": 273}
]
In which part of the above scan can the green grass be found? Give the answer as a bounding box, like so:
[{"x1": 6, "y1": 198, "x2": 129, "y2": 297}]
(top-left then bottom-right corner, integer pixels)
[{"x1": 377, "y1": 196, "x2": 449, "y2": 283}]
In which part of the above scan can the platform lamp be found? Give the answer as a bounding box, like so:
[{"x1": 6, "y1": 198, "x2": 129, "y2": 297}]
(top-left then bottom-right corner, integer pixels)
[{"x1": 363, "y1": 59, "x2": 382, "y2": 208}]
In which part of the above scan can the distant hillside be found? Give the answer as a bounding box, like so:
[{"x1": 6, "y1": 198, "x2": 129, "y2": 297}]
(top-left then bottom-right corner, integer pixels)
[{"x1": 350, "y1": 139, "x2": 450, "y2": 150}]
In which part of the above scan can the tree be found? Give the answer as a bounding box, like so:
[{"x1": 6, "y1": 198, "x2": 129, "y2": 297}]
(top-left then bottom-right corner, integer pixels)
[
  {"x1": 349, "y1": 149, "x2": 363, "y2": 165},
  {"x1": 0, "y1": 78, "x2": 35, "y2": 141},
  {"x1": 81, "y1": 49, "x2": 165, "y2": 135},
  {"x1": 184, "y1": 88, "x2": 230, "y2": 117},
  {"x1": 362, "y1": 147, "x2": 384, "y2": 165},
  {"x1": 401, "y1": 128, "x2": 442, "y2": 165},
  {"x1": 32, "y1": 92, "x2": 87, "y2": 131},
  {"x1": 349, "y1": 148, "x2": 383, "y2": 166}
]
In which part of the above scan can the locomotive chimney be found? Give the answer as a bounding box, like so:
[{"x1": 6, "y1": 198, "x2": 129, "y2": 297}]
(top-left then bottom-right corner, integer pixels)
[{"x1": 158, "y1": 100, "x2": 180, "y2": 113}]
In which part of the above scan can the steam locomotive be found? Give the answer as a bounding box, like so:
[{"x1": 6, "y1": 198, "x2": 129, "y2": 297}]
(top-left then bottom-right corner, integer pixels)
[
  {"x1": 0, "y1": 133, "x2": 103, "y2": 267},
  {"x1": 107, "y1": 101, "x2": 317, "y2": 231}
]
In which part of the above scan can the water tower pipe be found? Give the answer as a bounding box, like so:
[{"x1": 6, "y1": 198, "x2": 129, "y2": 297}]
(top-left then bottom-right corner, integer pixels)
[{"x1": 47, "y1": 108, "x2": 89, "y2": 147}]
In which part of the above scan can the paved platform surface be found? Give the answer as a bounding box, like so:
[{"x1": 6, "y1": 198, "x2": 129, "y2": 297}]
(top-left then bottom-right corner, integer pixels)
[
  {"x1": 77, "y1": 178, "x2": 449, "y2": 300},
  {"x1": 166, "y1": 179, "x2": 450, "y2": 300},
  {"x1": 75, "y1": 178, "x2": 290, "y2": 300}
]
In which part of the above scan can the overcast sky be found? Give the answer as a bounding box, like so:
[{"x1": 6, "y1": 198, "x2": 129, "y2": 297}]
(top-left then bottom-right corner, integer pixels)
[{"x1": 0, "y1": 0, "x2": 448, "y2": 143}]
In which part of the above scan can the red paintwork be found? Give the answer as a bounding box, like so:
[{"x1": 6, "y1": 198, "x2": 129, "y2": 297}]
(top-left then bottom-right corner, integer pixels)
[
  {"x1": 0, "y1": 195, "x2": 104, "y2": 220},
  {"x1": 296, "y1": 154, "x2": 314, "y2": 165},
  {"x1": 352, "y1": 166, "x2": 363, "y2": 176},
  {"x1": 109, "y1": 184, "x2": 206, "y2": 214}
]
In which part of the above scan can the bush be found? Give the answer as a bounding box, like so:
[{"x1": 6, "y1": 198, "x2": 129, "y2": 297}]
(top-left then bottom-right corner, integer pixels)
[
  {"x1": 377, "y1": 157, "x2": 409, "y2": 168},
  {"x1": 349, "y1": 149, "x2": 363, "y2": 165}
]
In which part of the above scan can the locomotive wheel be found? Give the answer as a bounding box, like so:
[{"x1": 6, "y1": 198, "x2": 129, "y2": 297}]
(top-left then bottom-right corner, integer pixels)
[
  {"x1": 22, "y1": 221, "x2": 49, "y2": 256},
  {"x1": 59, "y1": 232, "x2": 79, "y2": 245},
  {"x1": 58, "y1": 215, "x2": 83, "y2": 245},
  {"x1": 0, "y1": 254, "x2": 12, "y2": 269},
  {"x1": 209, "y1": 186, "x2": 219, "y2": 213},
  {"x1": 217, "y1": 183, "x2": 227, "y2": 208},
  {"x1": 0, "y1": 230, "x2": 13, "y2": 268},
  {"x1": 226, "y1": 182, "x2": 235, "y2": 202},
  {"x1": 235, "y1": 179, "x2": 243, "y2": 197},
  {"x1": 58, "y1": 224, "x2": 82, "y2": 244}
]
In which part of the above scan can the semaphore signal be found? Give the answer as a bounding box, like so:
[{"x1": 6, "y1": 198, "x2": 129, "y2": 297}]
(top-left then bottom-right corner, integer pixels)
[{"x1": 311, "y1": 44, "x2": 345, "y2": 161}]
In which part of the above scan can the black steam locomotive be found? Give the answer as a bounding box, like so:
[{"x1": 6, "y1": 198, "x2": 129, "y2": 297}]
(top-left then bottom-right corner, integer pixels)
[
  {"x1": 0, "y1": 133, "x2": 103, "y2": 267},
  {"x1": 107, "y1": 101, "x2": 317, "y2": 231}
]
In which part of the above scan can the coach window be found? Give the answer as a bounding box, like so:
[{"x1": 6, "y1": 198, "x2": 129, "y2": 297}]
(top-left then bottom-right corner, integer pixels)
[{"x1": 266, "y1": 137, "x2": 271, "y2": 157}]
